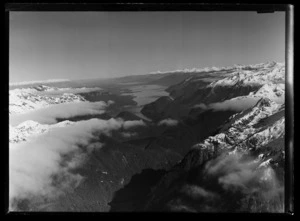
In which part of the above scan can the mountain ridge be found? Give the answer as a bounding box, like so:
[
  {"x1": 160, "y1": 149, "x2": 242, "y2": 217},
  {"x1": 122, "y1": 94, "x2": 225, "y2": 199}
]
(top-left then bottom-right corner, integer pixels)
[{"x1": 9, "y1": 61, "x2": 286, "y2": 212}]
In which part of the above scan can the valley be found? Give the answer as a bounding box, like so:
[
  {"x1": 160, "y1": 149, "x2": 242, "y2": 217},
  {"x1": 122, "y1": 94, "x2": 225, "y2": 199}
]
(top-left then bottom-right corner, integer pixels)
[{"x1": 9, "y1": 62, "x2": 286, "y2": 212}]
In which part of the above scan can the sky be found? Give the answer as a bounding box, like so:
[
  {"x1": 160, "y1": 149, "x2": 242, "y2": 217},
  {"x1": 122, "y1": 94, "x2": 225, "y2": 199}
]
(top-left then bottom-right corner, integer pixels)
[{"x1": 9, "y1": 11, "x2": 285, "y2": 82}]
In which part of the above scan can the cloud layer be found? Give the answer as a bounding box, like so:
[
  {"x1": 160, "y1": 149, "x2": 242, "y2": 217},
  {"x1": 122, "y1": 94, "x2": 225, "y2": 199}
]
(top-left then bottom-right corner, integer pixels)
[
  {"x1": 194, "y1": 97, "x2": 260, "y2": 112},
  {"x1": 174, "y1": 152, "x2": 284, "y2": 212},
  {"x1": 10, "y1": 101, "x2": 110, "y2": 126},
  {"x1": 38, "y1": 87, "x2": 103, "y2": 95},
  {"x1": 9, "y1": 79, "x2": 70, "y2": 86},
  {"x1": 204, "y1": 153, "x2": 282, "y2": 197},
  {"x1": 9, "y1": 118, "x2": 147, "y2": 211},
  {"x1": 151, "y1": 66, "x2": 224, "y2": 75}
]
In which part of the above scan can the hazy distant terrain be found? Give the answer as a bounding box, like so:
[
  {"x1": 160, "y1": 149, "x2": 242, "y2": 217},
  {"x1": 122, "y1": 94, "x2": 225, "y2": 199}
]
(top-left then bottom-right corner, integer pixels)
[{"x1": 9, "y1": 62, "x2": 285, "y2": 212}]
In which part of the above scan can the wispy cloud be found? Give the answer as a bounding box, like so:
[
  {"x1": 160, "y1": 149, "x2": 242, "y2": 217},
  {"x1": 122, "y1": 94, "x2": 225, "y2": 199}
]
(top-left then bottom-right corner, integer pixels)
[
  {"x1": 203, "y1": 153, "x2": 284, "y2": 208},
  {"x1": 9, "y1": 79, "x2": 70, "y2": 86},
  {"x1": 38, "y1": 87, "x2": 103, "y2": 95},
  {"x1": 122, "y1": 119, "x2": 147, "y2": 129},
  {"x1": 180, "y1": 185, "x2": 218, "y2": 200},
  {"x1": 194, "y1": 97, "x2": 260, "y2": 112},
  {"x1": 174, "y1": 152, "x2": 284, "y2": 212},
  {"x1": 157, "y1": 118, "x2": 178, "y2": 126},
  {"x1": 167, "y1": 199, "x2": 197, "y2": 212},
  {"x1": 121, "y1": 131, "x2": 138, "y2": 138}
]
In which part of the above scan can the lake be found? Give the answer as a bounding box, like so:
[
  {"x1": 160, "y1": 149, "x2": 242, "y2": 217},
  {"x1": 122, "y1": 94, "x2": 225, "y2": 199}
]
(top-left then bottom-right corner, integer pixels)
[{"x1": 122, "y1": 84, "x2": 169, "y2": 107}]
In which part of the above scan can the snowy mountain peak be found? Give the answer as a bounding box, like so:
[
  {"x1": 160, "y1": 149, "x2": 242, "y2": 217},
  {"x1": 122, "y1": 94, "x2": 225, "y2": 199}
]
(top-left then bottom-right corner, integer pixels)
[
  {"x1": 208, "y1": 62, "x2": 285, "y2": 88},
  {"x1": 31, "y1": 85, "x2": 56, "y2": 92},
  {"x1": 252, "y1": 83, "x2": 284, "y2": 97},
  {"x1": 10, "y1": 120, "x2": 75, "y2": 144},
  {"x1": 9, "y1": 86, "x2": 86, "y2": 115},
  {"x1": 255, "y1": 97, "x2": 275, "y2": 108},
  {"x1": 151, "y1": 61, "x2": 284, "y2": 77},
  {"x1": 264, "y1": 61, "x2": 283, "y2": 69},
  {"x1": 192, "y1": 97, "x2": 284, "y2": 156},
  {"x1": 16, "y1": 120, "x2": 41, "y2": 130}
]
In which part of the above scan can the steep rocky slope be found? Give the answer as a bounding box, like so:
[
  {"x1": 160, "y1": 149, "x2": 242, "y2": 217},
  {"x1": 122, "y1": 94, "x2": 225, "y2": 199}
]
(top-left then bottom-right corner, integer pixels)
[{"x1": 144, "y1": 98, "x2": 285, "y2": 212}]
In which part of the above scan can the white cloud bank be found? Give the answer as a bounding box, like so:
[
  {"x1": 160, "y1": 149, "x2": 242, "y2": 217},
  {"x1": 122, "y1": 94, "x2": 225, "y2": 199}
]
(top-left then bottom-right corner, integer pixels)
[
  {"x1": 194, "y1": 81, "x2": 285, "y2": 112},
  {"x1": 157, "y1": 118, "x2": 179, "y2": 127},
  {"x1": 175, "y1": 152, "x2": 284, "y2": 212},
  {"x1": 194, "y1": 97, "x2": 261, "y2": 112},
  {"x1": 38, "y1": 87, "x2": 103, "y2": 95},
  {"x1": 122, "y1": 119, "x2": 146, "y2": 129},
  {"x1": 9, "y1": 117, "x2": 148, "y2": 211},
  {"x1": 10, "y1": 101, "x2": 110, "y2": 126},
  {"x1": 204, "y1": 153, "x2": 284, "y2": 204},
  {"x1": 151, "y1": 67, "x2": 224, "y2": 75}
]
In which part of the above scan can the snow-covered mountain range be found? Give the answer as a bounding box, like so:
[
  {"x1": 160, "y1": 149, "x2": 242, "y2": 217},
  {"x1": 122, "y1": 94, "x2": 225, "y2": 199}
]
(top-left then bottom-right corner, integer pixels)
[
  {"x1": 9, "y1": 120, "x2": 74, "y2": 144},
  {"x1": 192, "y1": 97, "x2": 284, "y2": 161},
  {"x1": 8, "y1": 85, "x2": 104, "y2": 115},
  {"x1": 143, "y1": 62, "x2": 286, "y2": 212},
  {"x1": 208, "y1": 61, "x2": 284, "y2": 88},
  {"x1": 145, "y1": 96, "x2": 285, "y2": 212},
  {"x1": 151, "y1": 61, "x2": 283, "y2": 77},
  {"x1": 142, "y1": 62, "x2": 285, "y2": 120},
  {"x1": 9, "y1": 61, "x2": 287, "y2": 212},
  {"x1": 9, "y1": 85, "x2": 104, "y2": 143}
]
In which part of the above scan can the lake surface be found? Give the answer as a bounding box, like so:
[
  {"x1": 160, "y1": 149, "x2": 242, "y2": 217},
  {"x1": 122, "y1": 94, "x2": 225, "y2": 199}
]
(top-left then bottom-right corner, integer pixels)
[{"x1": 122, "y1": 84, "x2": 169, "y2": 107}]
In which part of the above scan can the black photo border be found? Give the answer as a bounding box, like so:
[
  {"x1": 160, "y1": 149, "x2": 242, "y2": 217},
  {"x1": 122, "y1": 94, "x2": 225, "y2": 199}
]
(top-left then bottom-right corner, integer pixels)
[{"x1": 3, "y1": 2, "x2": 295, "y2": 217}]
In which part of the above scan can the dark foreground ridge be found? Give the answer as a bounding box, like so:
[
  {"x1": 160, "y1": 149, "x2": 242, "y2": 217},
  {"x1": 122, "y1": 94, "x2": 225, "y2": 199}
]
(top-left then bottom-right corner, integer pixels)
[{"x1": 109, "y1": 169, "x2": 166, "y2": 211}]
